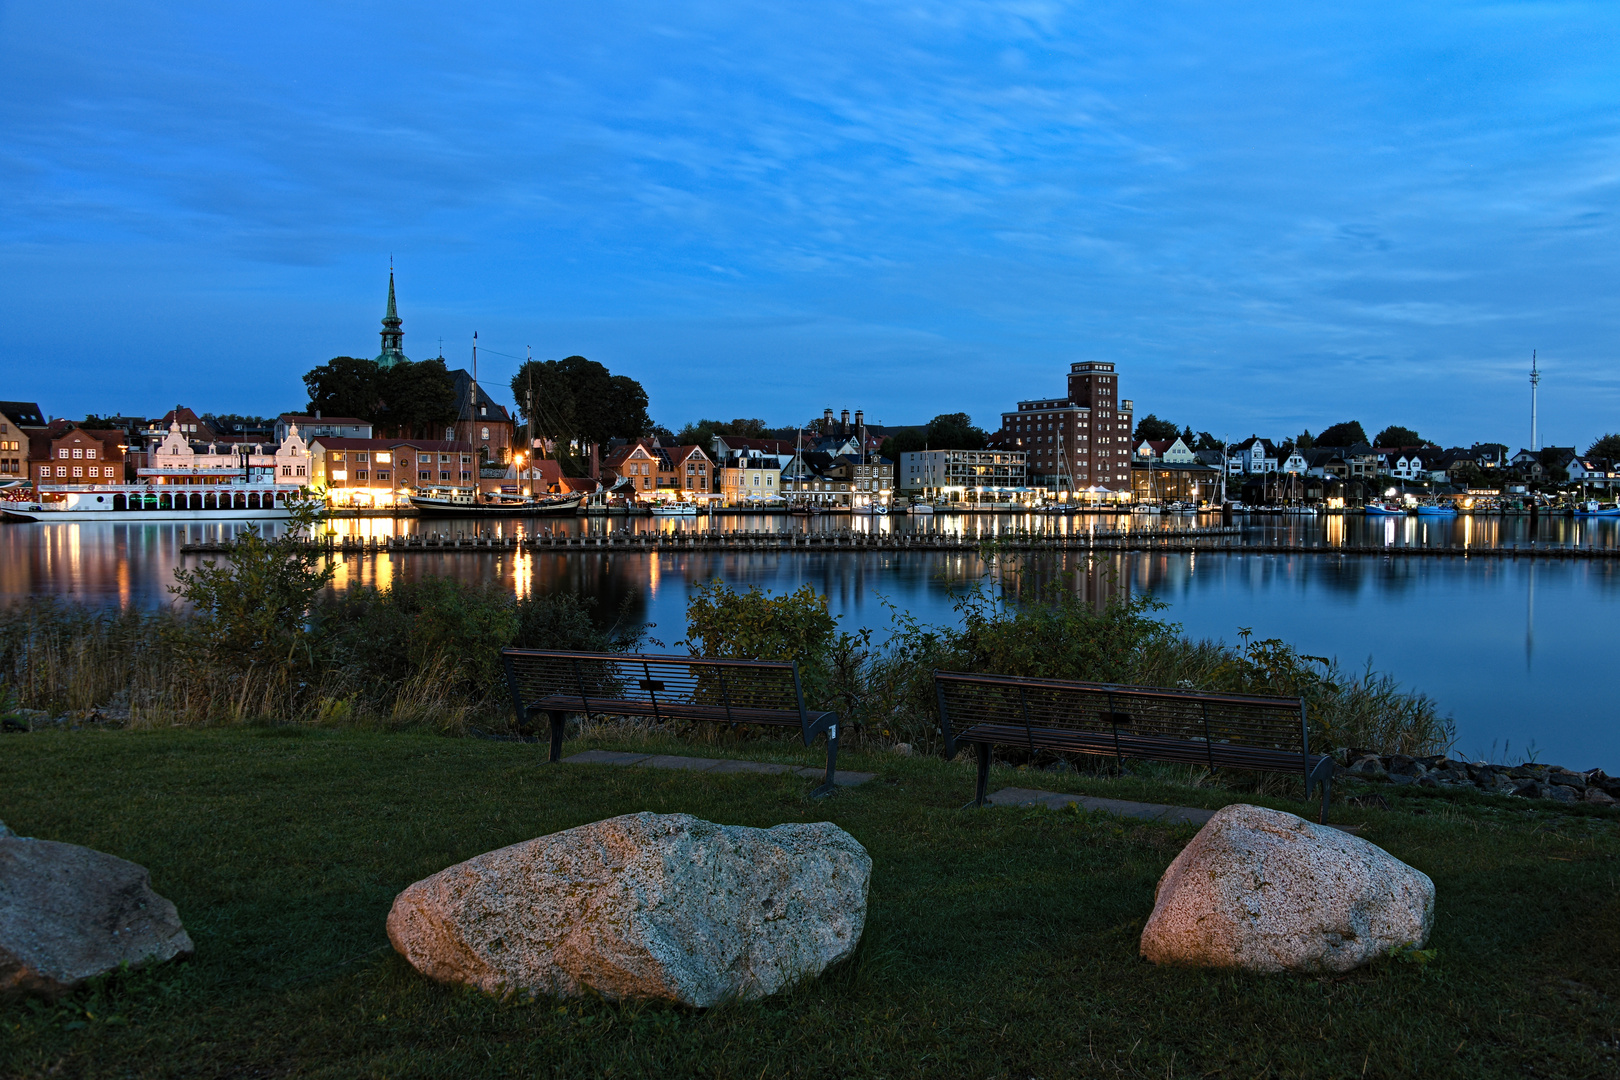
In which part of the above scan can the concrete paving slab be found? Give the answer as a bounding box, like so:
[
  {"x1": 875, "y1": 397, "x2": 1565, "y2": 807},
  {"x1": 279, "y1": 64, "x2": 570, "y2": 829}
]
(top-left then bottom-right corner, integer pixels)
[
  {"x1": 562, "y1": 750, "x2": 651, "y2": 765},
  {"x1": 637, "y1": 755, "x2": 723, "y2": 771},
  {"x1": 709, "y1": 759, "x2": 796, "y2": 775},
  {"x1": 790, "y1": 766, "x2": 877, "y2": 786}
]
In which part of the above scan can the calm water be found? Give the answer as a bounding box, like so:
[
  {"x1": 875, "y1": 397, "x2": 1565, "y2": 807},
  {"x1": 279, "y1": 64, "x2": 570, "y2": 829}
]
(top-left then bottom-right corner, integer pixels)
[{"x1": 3, "y1": 511, "x2": 1618, "y2": 768}]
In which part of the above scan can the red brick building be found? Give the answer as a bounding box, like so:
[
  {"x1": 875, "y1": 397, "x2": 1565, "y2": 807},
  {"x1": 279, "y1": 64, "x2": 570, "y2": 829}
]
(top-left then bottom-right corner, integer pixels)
[{"x1": 29, "y1": 421, "x2": 127, "y2": 487}]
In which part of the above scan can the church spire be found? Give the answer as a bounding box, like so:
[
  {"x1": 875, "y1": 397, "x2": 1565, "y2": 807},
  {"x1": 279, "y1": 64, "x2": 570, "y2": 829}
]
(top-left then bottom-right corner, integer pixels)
[{"x1": 375, "y1": 268, "x2": 410, "y2": 369}]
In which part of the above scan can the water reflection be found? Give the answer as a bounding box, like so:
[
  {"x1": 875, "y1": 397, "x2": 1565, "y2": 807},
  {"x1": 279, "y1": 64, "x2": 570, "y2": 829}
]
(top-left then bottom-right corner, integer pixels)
[{"x1": 3, "y1": 512, "x2": 1619, "y2": 766}]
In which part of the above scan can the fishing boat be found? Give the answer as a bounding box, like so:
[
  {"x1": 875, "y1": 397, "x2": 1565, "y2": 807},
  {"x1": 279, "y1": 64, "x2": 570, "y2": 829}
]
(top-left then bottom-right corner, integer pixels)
[
  {"x1": 409, "y1": 491, "x2": 584, "y2": 517},
  {"x1": 1363, "y1": 502, "x2": 1405, "y2": 516},
  {"x1": 1414, "y1": 501, "x2": 1457, "y2": 517},
  {"x1": 1575, "y1": 500, "x2": 1620, "y2": 517}
]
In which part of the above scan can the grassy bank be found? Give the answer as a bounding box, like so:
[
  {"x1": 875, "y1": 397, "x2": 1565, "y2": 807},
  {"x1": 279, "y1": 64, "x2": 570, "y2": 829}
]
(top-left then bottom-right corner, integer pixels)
[{"x1": 2, "y1": 727, "x2": 1617, "y2": 1079}]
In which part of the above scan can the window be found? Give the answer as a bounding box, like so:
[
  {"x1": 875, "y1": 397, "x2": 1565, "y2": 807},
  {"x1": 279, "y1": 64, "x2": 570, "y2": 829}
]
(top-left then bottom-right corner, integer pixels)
[
  {"x1": 460, "y1": 455, "x2": 472, "y2": 464},
  {"x1": 376, "y1": 471, "x2": 390, "y2": 481},
  {"x1": 72, "y1": 466, "x2": 82, "y2": 477},
  {"x1": 376, "y1": 452, "x2": 391, "y2": 464},
  {"x1": 356, "y1": 452, "x2": 369, "y2": 463},
  {"x1": 296, "y1": 465, "x2": 306, "y2": 477},
  {"x1": 460, "y1": 471, "x2": 471, "y2": 481},
  {"x1": 282, "y1": 465, "x2": 291, "y2": 476},
  {"x1": 56, "y1": 466, "x2": 66, "y2": 476},
  {"x1": 86, "y1": 447, "x2": 97, "y2": 459},
  {"x1": 440, "y1": 471, "x2": 451, "y2": 481},
  {"x1": 481, "y1": 426, "x2": 489, "y2": 440},
  {"x1": 58, "y1": 449, "x2": 69, "y2": 459},
  {"x1": 356, "y1": 470, "x2": 368, "y2": 480},
  {"x1": 87, "y1": 467, "x2": 98, "y2": 478},
  {"x1": 331, "y1": 470, "x2": 347, "y2": 481},
  {"x1": 419, "y1": 470, "x2": 431, "y2": 481}
]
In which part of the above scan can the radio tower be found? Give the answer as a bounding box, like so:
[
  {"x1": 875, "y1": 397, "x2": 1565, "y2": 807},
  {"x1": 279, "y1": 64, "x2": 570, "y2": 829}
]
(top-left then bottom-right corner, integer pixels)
[{"x1": 1529, "y1": 350, "x2": 1541, "y2": 452}]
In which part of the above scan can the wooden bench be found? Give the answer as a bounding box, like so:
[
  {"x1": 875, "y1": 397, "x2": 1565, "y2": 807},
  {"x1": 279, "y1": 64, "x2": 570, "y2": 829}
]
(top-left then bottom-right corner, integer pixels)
[
  {"x1": 502, "y1": 648, "x2": 843, "y2": 797},
  {"x1": 934, "y1": 671, "x2": 1336, "y2": 821}
]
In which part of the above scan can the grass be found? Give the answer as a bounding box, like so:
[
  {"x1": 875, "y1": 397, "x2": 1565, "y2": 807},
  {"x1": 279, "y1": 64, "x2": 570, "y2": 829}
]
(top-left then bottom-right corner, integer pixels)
[{"x1": 2, "y1": 727, "x2": 1618, "y2": 1079}]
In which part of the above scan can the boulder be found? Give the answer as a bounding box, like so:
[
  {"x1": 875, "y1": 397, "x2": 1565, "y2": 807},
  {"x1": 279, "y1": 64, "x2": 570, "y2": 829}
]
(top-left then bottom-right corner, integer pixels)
[
  {"x1": 1584, "y1": 787, "x2": 1616, "y2": 807},
  {"x1": 1140, "y1": 804, "x2": 1434, "y2": 974},
  {"x1": 387, "y1": 812, "x2": 870, "y2": 1006},
  {"x1": 0, "y1": 826, "x2": 194, "y2": 997}
]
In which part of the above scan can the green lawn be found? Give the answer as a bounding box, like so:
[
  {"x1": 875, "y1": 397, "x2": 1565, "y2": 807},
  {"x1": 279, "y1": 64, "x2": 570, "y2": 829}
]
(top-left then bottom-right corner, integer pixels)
[{"x1": 2, "y1": 727, "x2": 1617, "y2": 1079}]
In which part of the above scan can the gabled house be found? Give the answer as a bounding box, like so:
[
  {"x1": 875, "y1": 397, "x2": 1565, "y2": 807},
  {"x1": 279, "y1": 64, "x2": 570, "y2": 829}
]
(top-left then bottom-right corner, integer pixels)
[
  {"x1": 1135, "y1": 437, "x2": 1197, "y2": 464},
  {"x1": 1377, "y1": 447, "x2": 1432, "y2": 481},
  {"x1": 602, "y1": 440, "x2": 660, "y2": 496},
  {"x1": 1280, "y1": 448, "x2": 1308, "y2": 474},
  {"x1": 654, "y1": 444, "x2": 716, "y2": 499},
  {"x1": 29, "y1": 420, "x2": 127, "y2": 487},
  {"x1": 0, "y1": 402, "x2": 42, "y2": 481},
  {"x1": 1228, "y1": 437, "x2": 1279, "y2": 475}
]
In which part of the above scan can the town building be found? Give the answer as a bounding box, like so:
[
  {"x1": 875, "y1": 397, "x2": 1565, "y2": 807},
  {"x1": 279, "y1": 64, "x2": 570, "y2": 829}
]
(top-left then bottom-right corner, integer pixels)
[
  {"x1": 1134, "y1": 437, "x2": 1197, "y2": 464},
  {"x1": 995, "y1": 361, "x2": 1134, "y2": 492},
  {"x1": 602, "y1": 441, "x2": 661, "y2": 497},
  {"x1": 390, "y1": 439, "x2": 479, "y2": 497},
  {"x1": 28, "y1": 421, "x2": 127, "y2": 488},
  {"x1": 1227, "y1": 438, "x2": 1280, "y2": 476},
  {"x1": 1130, "y1": 460, "x2": 1221, "y2": 504},
  {"x1": 375, "y1": 271, "x2": 410, "y2": 369},
  {"x1": 899, "y1": 449, "x2": 1026, "y2": 501},
  {"x1": 448, "y1": 369, "x2": 515, "y2": 465},
  {"x1": 781, "y1": 451, "x2": 853, "y2": 507},
  {"x1": 141, "y1": 415, "x2": 310, "y2": 487},
  {"x1": 274, "y1": 414, "x2": 373, "y2": 443},
  {"x1": 716, "y1": 449, "x2": 783, "y2": 505},
  {"x1": 0, "y1": 402, "x2": 43, "y2": 481},
  {"x1": 653, "y1": 444, "x2": 717, "y2": 500}
]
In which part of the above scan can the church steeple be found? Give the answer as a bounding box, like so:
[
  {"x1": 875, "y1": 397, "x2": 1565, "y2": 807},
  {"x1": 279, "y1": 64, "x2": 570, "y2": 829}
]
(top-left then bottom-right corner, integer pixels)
[{"x1": 375, "y1": 269, "x2": 410, "y2": 369}]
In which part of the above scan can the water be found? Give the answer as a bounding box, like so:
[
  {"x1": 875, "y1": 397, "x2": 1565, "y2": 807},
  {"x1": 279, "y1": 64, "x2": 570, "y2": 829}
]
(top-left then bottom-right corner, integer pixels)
[{"x1": 3, "y1": 511, "x2": 1618, "y2": 768}]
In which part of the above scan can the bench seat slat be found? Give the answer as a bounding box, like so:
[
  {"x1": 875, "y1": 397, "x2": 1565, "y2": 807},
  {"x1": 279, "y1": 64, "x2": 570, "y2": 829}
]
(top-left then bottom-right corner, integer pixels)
[
  {"x1": 955, "y1": 723, "x2": 1324, "y2": 770},
  {"x1": 532, "y1": 694, "x2": 826, "y2": 728}
]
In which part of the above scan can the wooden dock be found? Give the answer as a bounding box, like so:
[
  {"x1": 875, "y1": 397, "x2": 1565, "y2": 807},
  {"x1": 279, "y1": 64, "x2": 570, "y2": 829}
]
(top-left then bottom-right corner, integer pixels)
[{"x1": 174, "y1": 526, "x2": 1620, "y2": 560}]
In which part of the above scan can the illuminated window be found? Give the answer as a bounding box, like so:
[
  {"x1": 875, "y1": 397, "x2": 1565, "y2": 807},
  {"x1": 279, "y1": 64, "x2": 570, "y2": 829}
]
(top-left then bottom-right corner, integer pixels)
[
  {"x1": 72, "y1": 466, "x2": 82, "y2": 477},
  {"x1": 58, "y1": 449, "x2": 69, "y2": 459}
]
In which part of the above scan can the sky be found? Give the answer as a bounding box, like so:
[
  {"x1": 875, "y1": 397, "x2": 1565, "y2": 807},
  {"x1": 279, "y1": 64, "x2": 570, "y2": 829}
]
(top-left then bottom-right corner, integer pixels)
[{"x1": 3, "y1": 1, "x2": 1618, "y2": 449}]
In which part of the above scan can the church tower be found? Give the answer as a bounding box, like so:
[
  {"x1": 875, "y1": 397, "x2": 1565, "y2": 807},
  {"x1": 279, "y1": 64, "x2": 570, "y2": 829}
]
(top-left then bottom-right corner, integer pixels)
[{"x1": 375, "y1": 271, "x2": 411, "y2": 369}]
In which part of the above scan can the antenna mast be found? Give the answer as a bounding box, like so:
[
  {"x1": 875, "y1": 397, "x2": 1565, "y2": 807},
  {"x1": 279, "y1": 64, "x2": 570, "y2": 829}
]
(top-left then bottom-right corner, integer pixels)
[{"x1": 1529, "y1": 350, "x2": 1541, "y2": 452}]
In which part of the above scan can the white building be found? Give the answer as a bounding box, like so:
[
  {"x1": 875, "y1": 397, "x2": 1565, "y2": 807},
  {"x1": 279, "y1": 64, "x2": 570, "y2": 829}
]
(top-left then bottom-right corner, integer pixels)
[
  {"x1": 901, "y1": 449, "x2": 1027, "y2": 499},
  {"x1": 141, "y1": 417, "x2": 312, "y2": 486}
]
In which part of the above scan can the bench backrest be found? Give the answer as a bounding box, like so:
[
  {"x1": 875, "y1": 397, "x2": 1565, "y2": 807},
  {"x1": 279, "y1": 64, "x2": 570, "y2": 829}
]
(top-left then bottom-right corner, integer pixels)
[
  {"x1": 934, "y1": 670, "x2": 1308, "y2": 760},
  {"x1": 502, "y1": 648, "x2": 816, "y2": 730}
]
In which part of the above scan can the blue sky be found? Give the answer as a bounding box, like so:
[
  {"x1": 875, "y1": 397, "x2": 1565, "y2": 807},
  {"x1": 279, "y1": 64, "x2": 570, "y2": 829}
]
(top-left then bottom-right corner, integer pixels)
[{"x1": 3, "y1": 1, "x2": 1618, "y2": 448}]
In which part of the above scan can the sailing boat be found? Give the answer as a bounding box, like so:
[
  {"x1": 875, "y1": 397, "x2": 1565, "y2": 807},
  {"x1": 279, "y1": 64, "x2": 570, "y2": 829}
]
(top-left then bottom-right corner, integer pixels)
[{"x1": 786, "y1": 428, "x2": 822, "y2": 515}]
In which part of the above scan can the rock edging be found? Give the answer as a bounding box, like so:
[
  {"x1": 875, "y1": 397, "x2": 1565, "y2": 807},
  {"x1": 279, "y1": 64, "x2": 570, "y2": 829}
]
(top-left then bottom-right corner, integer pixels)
[{"x1": 1341, "y1": 751, "x2": 1618, "y2": 807}]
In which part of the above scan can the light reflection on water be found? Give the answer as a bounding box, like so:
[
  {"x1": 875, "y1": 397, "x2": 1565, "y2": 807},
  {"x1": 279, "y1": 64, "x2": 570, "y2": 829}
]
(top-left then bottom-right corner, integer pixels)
[{"x1": 3, "y1": 511, "x2": 1618, "y2": 767}]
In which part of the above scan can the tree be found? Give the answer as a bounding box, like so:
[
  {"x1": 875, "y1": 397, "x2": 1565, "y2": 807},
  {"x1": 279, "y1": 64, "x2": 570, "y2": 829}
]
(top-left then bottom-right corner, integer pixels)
[
  {"x1": 674, "y1": 418, "x2": 770, "y2": 446},
  {"x1": 1133, "y1": 414, "x2": 1180, "y2": 442},
  {"x1": 879, "y1": 427, "x2": 928, "y2": 460},
  {"x1": 1180, "y1": 426, "x2": 1195, "y2": 445},
  {"x1": 1315, "y1": 421, "x2": 1368, "y2": 448},
  {"x1": 1296, "y1": 429, "x2": 1314, "y2": 451},
  {"x1": 304, "y1": 357, "x2": 383, "y2": 421},
  {"x1": 1585, "y1": 433, "x2": 1620, "y2": 462},
  {"x1": 924, "y1": 412, "x2": 987, "y2": 450},
  {"x1": 507, "y1": 355, "x2": 650, "y2": 458},
  {"x1": 1373, "y1": 425, "x2": 1423, "y2": 448}
]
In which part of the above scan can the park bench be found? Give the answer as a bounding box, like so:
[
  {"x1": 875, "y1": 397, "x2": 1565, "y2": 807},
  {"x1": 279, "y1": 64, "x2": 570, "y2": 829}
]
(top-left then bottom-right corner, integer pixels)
[
  {"x1": 502, "y1": 648, "x2": 843, "y2": 796},
  {"x1": 934, "y1": 671, "x2": 1335, "y2": 821}
]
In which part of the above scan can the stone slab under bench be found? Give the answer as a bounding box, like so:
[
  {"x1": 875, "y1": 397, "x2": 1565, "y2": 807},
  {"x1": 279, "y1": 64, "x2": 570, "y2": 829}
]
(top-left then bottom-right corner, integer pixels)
[
  {"x1": 562, "y1": 750, "x2": 876, "y2": 787},
  {"x1": 988, "y1": 787, "x2": 1363, "y2": 832}
]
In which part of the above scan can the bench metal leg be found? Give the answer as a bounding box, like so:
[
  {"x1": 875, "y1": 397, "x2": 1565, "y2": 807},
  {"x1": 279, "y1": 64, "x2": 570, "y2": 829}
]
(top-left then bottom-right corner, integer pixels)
[
  {"x1": 1307, "y1": 757, "x2": 1335, "y2": 823},
  {"x1": 973, "y1": 742, "x2": 992, "y2": 808},
  {"x1": 548, "y1": 710, "x2": 567, "y2": 763},
  {"x1": 810, "y1": 724, "x2": 839, "y2": 798}
]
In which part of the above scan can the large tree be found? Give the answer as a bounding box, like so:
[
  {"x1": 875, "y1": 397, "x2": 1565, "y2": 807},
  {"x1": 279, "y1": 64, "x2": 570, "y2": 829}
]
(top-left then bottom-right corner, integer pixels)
[
  {"x1": 1373, "y1": 425, "x2": 1424, "y2": 448},
  {"x1": 302, "y1": 356, "x2": 457, "y2": 438},
  {"x1": 1133, "y1": 413, "x2": 1180, "y2": 442},
  {"x1": 924, "y1": 412, "x2": 988, "y2": 450},
  {"x1": 508, "y1": 355, "x2": 650, "y2": 454},
  {"x1": 1586, "y1": 433, "x2": 1620, "y2": 462},
  {"x1": 1315, "y1": 420, "x2": 1369, "y2": 448}
]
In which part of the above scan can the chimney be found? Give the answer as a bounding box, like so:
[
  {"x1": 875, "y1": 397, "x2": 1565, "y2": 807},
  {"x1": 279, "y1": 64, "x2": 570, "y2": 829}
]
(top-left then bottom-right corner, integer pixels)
[
  {"x1": 840, "y1": 409, "x2": 850, "y2": 435},
  {"x1": 823, "y1": 407, "x2": 834, "y2": 428},
  {"x1": 855, "y1": 409, "x2": 864, "y2": 433}
]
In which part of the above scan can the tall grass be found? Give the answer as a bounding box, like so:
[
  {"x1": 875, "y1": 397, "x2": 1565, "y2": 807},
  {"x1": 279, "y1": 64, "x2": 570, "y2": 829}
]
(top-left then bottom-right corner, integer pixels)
[{"x1": 0, "y1": 571, "x2": 1452, "y2": 758}]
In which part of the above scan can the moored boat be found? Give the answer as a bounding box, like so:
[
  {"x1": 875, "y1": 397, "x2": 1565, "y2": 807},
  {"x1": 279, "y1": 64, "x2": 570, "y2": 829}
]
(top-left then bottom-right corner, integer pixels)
[
  {"x1": 409, "y1": 492, "x2": 584, "y2": 517},
  {"x1": 1, "y1": 483, "x2": 296, "y2": 522}
]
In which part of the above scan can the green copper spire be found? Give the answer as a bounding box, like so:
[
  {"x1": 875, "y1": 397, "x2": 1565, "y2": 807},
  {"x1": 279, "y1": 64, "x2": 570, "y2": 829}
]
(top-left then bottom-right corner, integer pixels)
[{"x1": 375, "y1": 270, "x2": 411, "y2": 369}]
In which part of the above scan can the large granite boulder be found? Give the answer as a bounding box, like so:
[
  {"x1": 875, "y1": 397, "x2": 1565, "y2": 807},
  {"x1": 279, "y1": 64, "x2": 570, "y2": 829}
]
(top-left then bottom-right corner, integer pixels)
[
  {"x1": 1140, "y1": 804, "x2": 1433, "y2": 973},
  {"x1": 387, "y1": 812, "x2": 870, "y2": 1006},
  {"x1": 0, "y1": 822, "x2": 195, "y2": 997}
]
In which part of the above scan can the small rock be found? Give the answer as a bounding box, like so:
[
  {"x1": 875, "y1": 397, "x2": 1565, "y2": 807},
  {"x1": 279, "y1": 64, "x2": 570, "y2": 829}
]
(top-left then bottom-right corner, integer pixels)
[
  {"x1": 387, "y1": 812, "x2": 870, "y2": 1006},
  {"x1": 1583, "y1": 787, "x2": 1616, "y2": 807},
  {"x1": 890, "y1": 742, "x2": 913, "y2": 756},
  {"x1": 1140, "y1": 804, "x2": 1434, "y2": 974},
  {"x1": 1348, "y1": 756, "x2": 1388, "y2": 780},
  {"x1": 1386, "y1": 755, "x2": 1423, "y2": 778},
  {"x1": 1547, "y1": 768, "x2": 1587, "y2": 791},
  {"x1": 1, "y1": 831, "x2": 194, "y2": 997}
]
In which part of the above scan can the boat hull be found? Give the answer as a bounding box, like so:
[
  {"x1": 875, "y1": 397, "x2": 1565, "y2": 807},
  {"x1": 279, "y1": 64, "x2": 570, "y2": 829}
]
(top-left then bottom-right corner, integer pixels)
[
  {"x1": 410, "y1": 495, "x2": 583, "y2": 517},
  {"x1": 1, "y1": 505, "x2": 290, "y2": 523}
]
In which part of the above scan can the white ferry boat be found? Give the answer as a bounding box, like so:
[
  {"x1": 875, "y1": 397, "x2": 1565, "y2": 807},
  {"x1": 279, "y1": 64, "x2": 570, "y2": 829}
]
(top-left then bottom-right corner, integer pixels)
[{"x1": 0, "y1": 483, "x2": 299, "y2": 523}]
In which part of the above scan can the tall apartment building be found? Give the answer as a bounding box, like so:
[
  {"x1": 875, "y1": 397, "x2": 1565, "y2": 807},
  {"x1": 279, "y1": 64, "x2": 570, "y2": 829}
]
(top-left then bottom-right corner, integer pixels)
[{"x1": 995, "y1": 362, "x2": 1135, "y2": 491}]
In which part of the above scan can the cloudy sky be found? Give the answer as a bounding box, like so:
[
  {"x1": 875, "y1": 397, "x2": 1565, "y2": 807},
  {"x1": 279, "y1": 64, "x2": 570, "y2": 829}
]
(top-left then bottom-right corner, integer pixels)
[{"x1": 3, "y1": 1, "x2": 1618, "y2": 448}]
